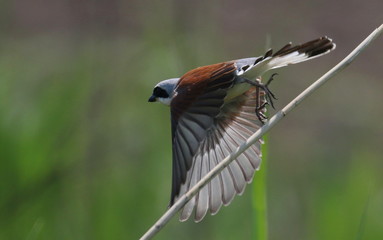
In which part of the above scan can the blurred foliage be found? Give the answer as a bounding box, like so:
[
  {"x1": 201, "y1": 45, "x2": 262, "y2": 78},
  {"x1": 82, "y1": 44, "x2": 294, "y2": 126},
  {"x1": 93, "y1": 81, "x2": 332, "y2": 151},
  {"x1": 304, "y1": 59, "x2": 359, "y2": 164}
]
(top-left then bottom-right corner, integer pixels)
[{"x1": 0, "y1": 0, "x2": 382, "y2": 240}]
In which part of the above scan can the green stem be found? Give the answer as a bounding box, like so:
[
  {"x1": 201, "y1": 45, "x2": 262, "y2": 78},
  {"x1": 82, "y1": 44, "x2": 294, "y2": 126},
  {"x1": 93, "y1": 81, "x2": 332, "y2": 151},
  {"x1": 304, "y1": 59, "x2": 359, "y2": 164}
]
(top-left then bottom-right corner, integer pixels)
[{"x1": 252, "y1": 134, "x2": 269, "y2": 240}]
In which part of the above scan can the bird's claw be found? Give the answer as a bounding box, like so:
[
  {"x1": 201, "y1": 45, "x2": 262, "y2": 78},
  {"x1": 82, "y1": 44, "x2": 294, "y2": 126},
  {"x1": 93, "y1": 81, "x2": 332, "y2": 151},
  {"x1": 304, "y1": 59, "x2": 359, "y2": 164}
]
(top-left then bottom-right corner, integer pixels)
[{"x1": 247, "y1": 73, "x2": 278, "y2": 123}]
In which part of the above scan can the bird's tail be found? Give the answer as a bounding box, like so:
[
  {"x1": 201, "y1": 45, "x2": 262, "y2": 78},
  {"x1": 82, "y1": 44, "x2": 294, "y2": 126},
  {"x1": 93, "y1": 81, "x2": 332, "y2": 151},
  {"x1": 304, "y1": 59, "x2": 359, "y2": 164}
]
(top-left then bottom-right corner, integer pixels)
[
  {"x1": 238, "y1": 37, "x2": 336, "y2": 76},
  {"x1": 266, "y1": 36, "x2": 336, "y2": 70}
]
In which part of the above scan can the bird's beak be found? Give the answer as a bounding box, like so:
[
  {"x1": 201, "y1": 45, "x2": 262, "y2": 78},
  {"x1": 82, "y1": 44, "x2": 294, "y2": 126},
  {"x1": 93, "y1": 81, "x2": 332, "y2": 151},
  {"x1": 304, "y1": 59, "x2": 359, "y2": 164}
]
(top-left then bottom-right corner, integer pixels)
[{"x1": 148, "y1": 95, "x2": 157, "y2": 102}]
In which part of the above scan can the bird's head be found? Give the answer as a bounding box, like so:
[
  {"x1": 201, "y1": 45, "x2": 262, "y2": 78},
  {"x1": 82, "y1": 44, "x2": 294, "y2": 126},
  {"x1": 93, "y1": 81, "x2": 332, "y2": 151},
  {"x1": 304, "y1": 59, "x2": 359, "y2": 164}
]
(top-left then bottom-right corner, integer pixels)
[{"x1": 148, "y1": 78, "x2": 179, "y2": 105}]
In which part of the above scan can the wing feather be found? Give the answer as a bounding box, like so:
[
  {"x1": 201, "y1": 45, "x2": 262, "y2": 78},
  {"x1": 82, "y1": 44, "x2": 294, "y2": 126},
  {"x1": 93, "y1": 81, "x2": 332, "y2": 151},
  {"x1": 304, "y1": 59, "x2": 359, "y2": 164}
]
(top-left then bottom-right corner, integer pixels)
[
  {"x1": 208, "y1": 143, "x2": 223, "y2": 215},
  {"x1": 214, "y1": 135, "x2": 237, "y2": 206},
  {"x1": 170, "y1": 63, "x2": 236, "y2": 204},
  {"x1": 170, "y1": 62, "x2": 265, "y2": 221},
  {"x1": 195, "y1": 147, "x2": 210, "y2": 222},
  {"x1": 217, "y1": 122, "x2": 246, "y2": 194}
]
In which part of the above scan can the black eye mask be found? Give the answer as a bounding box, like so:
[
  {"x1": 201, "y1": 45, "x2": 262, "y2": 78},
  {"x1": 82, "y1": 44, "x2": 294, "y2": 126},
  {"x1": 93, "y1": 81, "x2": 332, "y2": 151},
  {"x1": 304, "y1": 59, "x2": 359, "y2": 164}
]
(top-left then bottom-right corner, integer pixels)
[{"x1": 153, "y1": 87, "x2": 169, "y2": 98}]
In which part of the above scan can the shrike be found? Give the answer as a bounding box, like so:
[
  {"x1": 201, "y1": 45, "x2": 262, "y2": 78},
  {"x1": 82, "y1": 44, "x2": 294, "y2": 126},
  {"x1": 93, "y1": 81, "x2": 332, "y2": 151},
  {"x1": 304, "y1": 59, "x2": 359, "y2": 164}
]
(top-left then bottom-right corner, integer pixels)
[{"x1": 148, "y1": 37, "x2": 335, "y2": 222}]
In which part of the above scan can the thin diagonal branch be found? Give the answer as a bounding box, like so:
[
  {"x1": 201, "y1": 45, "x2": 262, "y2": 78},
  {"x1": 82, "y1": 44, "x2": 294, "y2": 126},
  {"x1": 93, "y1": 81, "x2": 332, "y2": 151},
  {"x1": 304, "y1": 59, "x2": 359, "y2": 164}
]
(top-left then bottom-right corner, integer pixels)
[{"x1": 140, "y1": 24, "x2": 383, "y2": 240}]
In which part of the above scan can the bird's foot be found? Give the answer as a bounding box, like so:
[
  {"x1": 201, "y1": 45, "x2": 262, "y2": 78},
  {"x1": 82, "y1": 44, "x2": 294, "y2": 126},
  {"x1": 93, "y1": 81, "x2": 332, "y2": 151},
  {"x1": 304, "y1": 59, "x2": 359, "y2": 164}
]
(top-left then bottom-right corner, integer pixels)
[{"x1": 246, "y1": 73, "x2": 278, "y2": 123}]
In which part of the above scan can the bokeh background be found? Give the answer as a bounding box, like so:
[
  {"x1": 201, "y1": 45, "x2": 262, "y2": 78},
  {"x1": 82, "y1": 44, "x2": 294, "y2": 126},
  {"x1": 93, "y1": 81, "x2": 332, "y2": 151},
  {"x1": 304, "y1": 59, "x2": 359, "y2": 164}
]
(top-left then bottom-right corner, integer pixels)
[{"x1": 0, "y1": 0, "x2": 382, "y2": 239}]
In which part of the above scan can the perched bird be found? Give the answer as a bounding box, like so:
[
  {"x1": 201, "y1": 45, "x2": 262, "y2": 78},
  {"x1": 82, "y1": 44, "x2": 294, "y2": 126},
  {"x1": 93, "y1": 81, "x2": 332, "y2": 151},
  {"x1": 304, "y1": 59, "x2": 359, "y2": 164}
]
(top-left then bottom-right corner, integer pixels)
[{"x1": 148, "y1": 37, "x2": 335, "y2": 222}]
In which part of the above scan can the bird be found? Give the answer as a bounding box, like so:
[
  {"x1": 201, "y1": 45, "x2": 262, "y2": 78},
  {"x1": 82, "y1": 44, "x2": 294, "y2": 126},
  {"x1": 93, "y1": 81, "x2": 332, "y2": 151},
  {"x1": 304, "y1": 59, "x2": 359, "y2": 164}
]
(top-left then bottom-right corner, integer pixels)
[{"x1": 148, "y1": 37, "x2": 336, "y2": 222}]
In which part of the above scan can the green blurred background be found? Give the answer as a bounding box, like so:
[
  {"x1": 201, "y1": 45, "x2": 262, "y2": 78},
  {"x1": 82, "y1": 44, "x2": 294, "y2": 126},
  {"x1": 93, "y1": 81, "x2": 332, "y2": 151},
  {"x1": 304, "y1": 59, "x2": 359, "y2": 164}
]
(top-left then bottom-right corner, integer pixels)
[{"x1": 0, "y1": 0, "x2": 382, "y2": 239}]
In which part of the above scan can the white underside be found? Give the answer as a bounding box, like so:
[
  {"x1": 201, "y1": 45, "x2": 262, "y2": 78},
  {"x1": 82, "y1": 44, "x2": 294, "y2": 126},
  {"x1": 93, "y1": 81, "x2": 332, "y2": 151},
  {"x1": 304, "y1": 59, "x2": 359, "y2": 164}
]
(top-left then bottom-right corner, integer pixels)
[{"x1": 224, "y1": 82, "x2": 252, "y2": 102}]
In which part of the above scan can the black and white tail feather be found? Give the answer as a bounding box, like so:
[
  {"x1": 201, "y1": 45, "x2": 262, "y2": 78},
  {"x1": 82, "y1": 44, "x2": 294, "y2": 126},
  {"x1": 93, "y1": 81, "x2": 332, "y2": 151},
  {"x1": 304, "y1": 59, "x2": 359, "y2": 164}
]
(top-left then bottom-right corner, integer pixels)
[{"x1": 235, "y1": 36, "x2": 335, "y2": 76}]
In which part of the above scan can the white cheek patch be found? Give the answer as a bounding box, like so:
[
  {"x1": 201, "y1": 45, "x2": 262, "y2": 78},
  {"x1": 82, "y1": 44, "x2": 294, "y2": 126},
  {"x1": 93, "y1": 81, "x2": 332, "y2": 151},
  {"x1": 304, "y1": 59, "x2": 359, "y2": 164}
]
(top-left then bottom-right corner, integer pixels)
[{"x1": 158, "y1": 97, "x2": 172, "y2": 106}]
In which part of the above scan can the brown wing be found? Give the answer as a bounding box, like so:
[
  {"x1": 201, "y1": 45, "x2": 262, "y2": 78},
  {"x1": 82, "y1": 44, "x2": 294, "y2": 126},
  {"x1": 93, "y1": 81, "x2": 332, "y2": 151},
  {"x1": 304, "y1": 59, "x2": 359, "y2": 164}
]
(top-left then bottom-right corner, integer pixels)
[
  {"x1": 170, "y1": 61, "x2": 265, "y2": 222},
  {"x1": 171, "y1": 62, "x2": 237, "y2": 121},
  {"x1": 169, "y1": 62, "x2": 237, "y2": 205}
]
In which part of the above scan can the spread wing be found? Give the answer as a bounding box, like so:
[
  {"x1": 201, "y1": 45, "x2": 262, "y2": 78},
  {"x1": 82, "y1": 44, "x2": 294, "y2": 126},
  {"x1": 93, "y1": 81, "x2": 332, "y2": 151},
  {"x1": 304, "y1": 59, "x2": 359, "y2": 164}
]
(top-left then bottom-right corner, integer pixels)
[
  {"x1": 165, "y1": 36, "x2": 335, "y2": 222},
  {"x1": 170, "y1": 62, "x2": 265, "y2": 222}
]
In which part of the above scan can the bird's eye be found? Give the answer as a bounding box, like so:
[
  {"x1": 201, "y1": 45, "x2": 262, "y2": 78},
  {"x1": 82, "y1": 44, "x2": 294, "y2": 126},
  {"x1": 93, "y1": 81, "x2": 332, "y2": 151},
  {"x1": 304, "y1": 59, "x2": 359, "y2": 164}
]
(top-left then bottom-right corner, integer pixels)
[{"x1": 153, "y1": 87, "x2": 169, "y2": 98}]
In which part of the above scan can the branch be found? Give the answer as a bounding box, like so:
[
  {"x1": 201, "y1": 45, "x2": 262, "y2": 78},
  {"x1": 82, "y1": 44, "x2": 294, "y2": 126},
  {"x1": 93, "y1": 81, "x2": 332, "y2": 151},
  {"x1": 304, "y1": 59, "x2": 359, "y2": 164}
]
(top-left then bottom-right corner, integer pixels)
[{"x1": 140, "y1": 24, "x2": 383, "y2": 240}]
